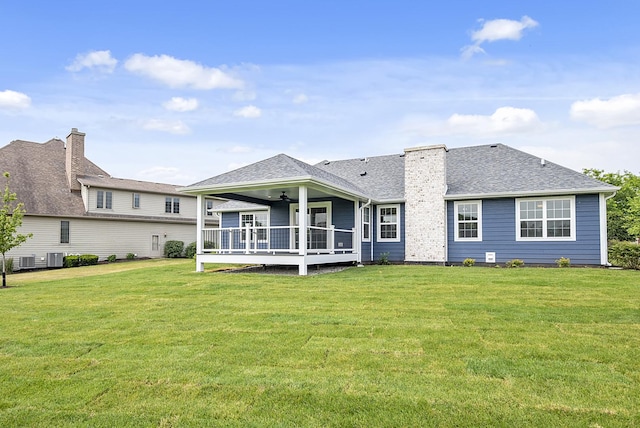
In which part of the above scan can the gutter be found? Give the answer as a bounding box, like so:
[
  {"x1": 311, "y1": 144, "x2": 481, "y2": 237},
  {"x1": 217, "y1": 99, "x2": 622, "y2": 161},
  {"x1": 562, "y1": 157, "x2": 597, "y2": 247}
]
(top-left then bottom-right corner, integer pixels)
[{"x1": 444, "y1": 187, "x2": 620, "y2": 201}]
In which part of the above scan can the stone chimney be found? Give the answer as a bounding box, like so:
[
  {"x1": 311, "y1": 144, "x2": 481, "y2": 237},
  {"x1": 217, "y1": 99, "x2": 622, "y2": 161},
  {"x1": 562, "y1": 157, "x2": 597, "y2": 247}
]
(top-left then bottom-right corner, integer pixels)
[
  {"x1": 404, "y1": 144, "x2": 448, "y2": 263},
  {"x1": 66, "y1": 128, "x2": 85, "y2": 191}
]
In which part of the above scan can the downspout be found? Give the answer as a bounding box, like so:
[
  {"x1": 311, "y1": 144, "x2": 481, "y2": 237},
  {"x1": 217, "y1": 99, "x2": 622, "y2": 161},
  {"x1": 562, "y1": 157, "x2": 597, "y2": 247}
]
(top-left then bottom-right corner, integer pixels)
[
  {"x1": 358, "y1": 199, "x2": 372, "y2": 264},
  {"x1": 601, "y1": 192, "x2": 616, "y2": 266}
]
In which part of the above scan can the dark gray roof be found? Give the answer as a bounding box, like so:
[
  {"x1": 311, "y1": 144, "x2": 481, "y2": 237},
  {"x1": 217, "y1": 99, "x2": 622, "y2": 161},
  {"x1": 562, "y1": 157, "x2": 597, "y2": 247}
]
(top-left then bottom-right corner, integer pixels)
[
  {"x1": 182, "y1": 143, "x2": 618, "y2": 203},
  {"x1": 315, "y1": 154, "x2": 406, "y2": 201},
  {"x1": 445, "y1": 144, "x2": 617, "y2": 197},
  {"x1": 186, "y1": 153, "x2": 368, "y2": 196},
  {"x1": 0, "y1": 138, "x2": 187, "y2": 217}
]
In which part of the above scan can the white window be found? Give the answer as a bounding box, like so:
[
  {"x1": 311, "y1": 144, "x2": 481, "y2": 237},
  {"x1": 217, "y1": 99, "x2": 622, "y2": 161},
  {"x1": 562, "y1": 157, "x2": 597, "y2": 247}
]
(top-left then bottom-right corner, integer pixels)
[
  {"x1": 454, "y1": 201, "x2": 482, "y2": 241},
  {"x1": 516, "y1": 197, "x2": 575, "y2": 241},
  {"x1": 165, "y1": 197, "x2": 180, "y2": 214},
  {"x1": 206, "y1": 199, "x2": 215, "y2": 216},
  {"x1": 132, "y1": 193, "x2": 140, "y2": 209},
  {"x1": 240, "y1": 211, "x2": 268, "y2": 242},
  {"x1": 96, "y1": 190, "x2": 112, "y2": 209},
  {"x1": 377, "y1": 204, "x2": 400, "y2": 242},
  {"x1": 362, "y1": 206, "x2": 371, "y2": 242},
  {"x1": 60, "y1": 220, "x2": 70, "y2": 244}
]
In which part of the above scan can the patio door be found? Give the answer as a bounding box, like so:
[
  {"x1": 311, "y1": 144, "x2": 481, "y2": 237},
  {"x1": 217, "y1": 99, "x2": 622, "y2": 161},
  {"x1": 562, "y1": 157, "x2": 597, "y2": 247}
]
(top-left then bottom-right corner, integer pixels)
[{"x1": 290, "y1": 202, "x2": 331, "y2": 250}]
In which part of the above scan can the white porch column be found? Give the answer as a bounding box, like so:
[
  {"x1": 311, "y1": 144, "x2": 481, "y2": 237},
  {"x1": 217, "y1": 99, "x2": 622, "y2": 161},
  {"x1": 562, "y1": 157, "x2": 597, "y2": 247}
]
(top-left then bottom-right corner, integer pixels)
[
  {"x1": 195, "y1": 194, "x2": 205, "y2": 272},
  {"x1": 298, "y1": 185, "x2": 308, "y2": 275}
]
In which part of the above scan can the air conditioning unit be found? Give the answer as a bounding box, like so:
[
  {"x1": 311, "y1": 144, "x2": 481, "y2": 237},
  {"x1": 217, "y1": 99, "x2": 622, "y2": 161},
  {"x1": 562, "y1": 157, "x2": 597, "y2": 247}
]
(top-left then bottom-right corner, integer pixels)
[
  {"x1": 47, "y1": 253, "x2": 64, "y2": 268},
  {"x1": 19, "y1": 256, "x2": 36, "y2": 269}
]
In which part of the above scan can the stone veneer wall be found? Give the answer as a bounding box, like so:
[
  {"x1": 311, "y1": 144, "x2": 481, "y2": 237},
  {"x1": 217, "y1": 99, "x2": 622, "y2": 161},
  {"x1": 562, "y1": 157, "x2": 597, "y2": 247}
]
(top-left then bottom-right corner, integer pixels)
[{"x1": 403, "y1": 145, "x2": 447, "y2": 262}]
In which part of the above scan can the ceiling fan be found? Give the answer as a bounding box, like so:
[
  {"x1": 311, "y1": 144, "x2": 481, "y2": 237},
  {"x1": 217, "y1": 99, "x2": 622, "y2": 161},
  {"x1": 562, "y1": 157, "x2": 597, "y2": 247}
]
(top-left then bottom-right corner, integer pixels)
[{"x1": 279, "y1": 191, "x2": 290, "y2": 201}]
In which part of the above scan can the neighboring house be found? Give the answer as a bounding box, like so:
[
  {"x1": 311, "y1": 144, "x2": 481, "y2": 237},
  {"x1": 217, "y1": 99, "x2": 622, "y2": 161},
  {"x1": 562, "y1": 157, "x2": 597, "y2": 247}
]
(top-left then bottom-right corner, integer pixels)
[
  {"x1": 1, "y1": 128, "x2": 222, "y2": 270},
  {"x1": 180, "y1": 143, "x2": 618, "y2": 275}
]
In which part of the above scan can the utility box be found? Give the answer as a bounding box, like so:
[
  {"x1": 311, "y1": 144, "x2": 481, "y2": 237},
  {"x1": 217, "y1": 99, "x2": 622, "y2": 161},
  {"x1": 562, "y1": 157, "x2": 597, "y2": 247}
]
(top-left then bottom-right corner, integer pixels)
[
  {"x1": 485, "y1": 252, "x2": 496, "y2": 264},
  {"x1": 47, "y1": 253, "x2": 64, "y2": 268},
  {"x1": 19, "y1": 256, "x2": 36, "y2": 269}
]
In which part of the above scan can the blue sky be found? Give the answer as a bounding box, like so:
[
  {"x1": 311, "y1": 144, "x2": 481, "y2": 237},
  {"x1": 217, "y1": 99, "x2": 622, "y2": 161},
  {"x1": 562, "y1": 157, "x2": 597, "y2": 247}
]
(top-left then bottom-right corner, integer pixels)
[{"x1": 2, "y1": 1, "x2": 640, "y2": 184}]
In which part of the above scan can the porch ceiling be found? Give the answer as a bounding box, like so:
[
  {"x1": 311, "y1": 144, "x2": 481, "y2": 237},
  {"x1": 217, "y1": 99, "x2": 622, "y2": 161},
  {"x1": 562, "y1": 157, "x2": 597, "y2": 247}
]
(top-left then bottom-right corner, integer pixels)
[
  {"x1": 218, "y1": 185, "x2": 331, "y2": 202},
  {"x1": 194, "y1": 179, "x2": 368, "y2": 203}
]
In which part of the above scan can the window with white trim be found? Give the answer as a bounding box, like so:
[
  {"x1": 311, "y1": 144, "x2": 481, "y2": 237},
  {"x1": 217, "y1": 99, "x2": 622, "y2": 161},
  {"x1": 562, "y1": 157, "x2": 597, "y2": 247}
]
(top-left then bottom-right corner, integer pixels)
[
  {"x1": 240, "y1": 211, "x2": 268, "y2": 242},
  {"x1": 362, "y1": 206, "x2": 371, "y2": 242},
  {"x1": 206, "y1": 200, "x2": 215, "y2": 216},
  {"x1": 377, "y1": 204, "x2": 400, "y2": 242},
  {"x1": 60, "y1": 220, "x2": 70, "y2": 244},
  {"x1": 454, "y1": 201, "x2": 482, "y2": 241},
  {"x1": 132, "y1": 193, "x2": 140, "y2": 209},
  {"x1": 516, "y1": 197, "x2": 575, "y2": 241},
  {"x1": 96, "y1": 190, "x2": 112, "y2": 209},
  {"x1": 165, "y1": 197, "x2": 180, "y2": 214}
]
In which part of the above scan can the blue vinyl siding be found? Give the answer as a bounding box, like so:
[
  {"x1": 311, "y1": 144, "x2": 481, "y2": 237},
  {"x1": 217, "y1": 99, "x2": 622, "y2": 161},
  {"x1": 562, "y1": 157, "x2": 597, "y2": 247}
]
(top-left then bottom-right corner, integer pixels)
[
  {"x1": 371, "y1": 203, "x2": 405, "y2": 262},
  {"x1": 447, "y1": 194, "x2": 602, "y2": 265},
  {"x1": 221, "y1": 212, "x2": 240, "y2": 228}
]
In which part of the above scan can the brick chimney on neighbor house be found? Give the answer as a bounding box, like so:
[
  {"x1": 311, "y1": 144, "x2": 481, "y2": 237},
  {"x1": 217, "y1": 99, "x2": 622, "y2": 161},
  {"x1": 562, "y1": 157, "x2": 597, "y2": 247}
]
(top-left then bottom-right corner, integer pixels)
[
  {"x1": 404, "y1": 144, "x2": 448, "y2": 263},
  {"x1": 66, "y1": 128, "x2": 85, "y2": 191}
]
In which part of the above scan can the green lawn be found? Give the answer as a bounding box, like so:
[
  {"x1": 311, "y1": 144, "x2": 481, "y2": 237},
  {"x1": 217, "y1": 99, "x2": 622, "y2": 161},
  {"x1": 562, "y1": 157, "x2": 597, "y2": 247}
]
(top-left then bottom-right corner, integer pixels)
[{"x1": 1, "y1": 260, "x2": 639, "y2": 427}]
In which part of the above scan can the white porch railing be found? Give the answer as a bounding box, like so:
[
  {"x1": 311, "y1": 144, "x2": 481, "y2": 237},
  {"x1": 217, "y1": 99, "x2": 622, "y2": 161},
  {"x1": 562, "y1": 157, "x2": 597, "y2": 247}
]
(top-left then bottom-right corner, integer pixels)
[{"x1": 201, "y1": 225, "x2": 356, "y2": 255}]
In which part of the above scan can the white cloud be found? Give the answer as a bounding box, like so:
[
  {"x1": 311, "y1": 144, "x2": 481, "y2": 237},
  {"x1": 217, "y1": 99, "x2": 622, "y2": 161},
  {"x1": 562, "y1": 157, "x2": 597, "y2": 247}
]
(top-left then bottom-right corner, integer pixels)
[
  {"x1": 472, "y1": 16, "x2": 538, "y2": 43},
  {"x1": 124, "y1": 53, "x2": 243, "y2": 90},
  {"x1": 233, "y1": 105, "x2": 262, "y2": 118},
  {"x1": 292, "y1": 93, "x2": 309, "y2": 104},
  {"x1": 141, "y1": 119, "x2": 190, "y2": 134},
  {"x1": 66, "y1": 50, "x2": 118, "y2": 73},
  {"x1": 570, "y1": 93, "x2": 640, "y2": 128},
  {"x1": 447, "y1": 106, "x2": 542, "y2": 135},
  {"x1": 0, "y1": 90, "x2": 31, "y2": 109},
  {"x1": 463, "y1": 16, "x2": 538, "y2": 59},
  {"x1": 162, "y1": 97, "x2": 199, "y2": 112}
]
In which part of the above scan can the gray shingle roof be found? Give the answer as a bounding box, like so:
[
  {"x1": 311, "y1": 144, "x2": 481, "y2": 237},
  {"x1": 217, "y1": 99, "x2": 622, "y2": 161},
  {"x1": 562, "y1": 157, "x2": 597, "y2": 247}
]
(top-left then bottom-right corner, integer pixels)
[
  {"x1": 445, "y1": 144, "x2": 617, "y2": 197},
  {"x1": 186, "y1": 153, "x2": 368, "y2": 196},
  {"x1": 314, "y1": 154, "x2": 406, "y2": 201},
  {"x1": 0, "y1": 138, "x2": 186, "y2": 217}
]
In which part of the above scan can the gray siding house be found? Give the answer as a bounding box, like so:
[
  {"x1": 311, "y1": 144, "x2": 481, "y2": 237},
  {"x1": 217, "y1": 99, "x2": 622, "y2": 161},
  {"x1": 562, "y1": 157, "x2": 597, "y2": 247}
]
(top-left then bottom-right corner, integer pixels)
[
  {"x1": 180, "y1": 144, "x2": 617, "y2": 275},
  {"x1": 1, "y1": 128, "x2": 222, "y2": 270}
]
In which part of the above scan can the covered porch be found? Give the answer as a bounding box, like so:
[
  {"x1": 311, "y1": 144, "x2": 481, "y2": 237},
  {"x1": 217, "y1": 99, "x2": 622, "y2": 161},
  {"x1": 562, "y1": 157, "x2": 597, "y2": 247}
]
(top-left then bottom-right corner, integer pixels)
[{"x1": 180, "y1": 154, "x2": 371, "y2": 275}]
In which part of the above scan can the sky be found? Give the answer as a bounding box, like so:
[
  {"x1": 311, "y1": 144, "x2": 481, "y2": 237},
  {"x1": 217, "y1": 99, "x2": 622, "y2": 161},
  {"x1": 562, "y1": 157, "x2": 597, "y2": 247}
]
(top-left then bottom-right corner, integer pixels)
[{"x1": 1, "y1": 1, "x2": 640, "y2": 185}]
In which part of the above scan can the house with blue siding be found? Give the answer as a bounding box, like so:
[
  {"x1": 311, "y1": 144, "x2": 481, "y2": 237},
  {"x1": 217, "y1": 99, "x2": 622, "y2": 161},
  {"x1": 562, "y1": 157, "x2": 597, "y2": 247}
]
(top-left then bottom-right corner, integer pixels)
[{"x1": 180, "y1": 143, "x2": 617, "y2": 275}]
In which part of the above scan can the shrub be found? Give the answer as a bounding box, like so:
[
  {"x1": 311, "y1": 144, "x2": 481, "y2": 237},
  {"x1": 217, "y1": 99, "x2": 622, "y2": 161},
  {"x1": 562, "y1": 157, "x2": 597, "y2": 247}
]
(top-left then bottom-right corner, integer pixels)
[
  {"x1": 164, "y1": 240, "x2": 185, "y2": 258},
  {"x1": 107, "y1": 254, "x2": 117, "y2": 263},
  {"x1": 185, "y1": 242, "x2": 197, "y2": 259},
  {"x1": 556, "y1": 257, "x2": 571, "y2": 268},
  {"x1": 64, "y1": 255, "x2": 79, "y2": 268},
  {"x1": 463, "y1": 258, "x2": 476, "y2": 267},
  {"x1": 79, "y1": 254, "x2": 99, "y2": 266},
  {"x1": 126, "y1": 253, "x2": 136, "y2": 260},
  {"x1": 64, "y1": 254, "x2": 98, "y2": 268},
  {"x1": 378, "y1": 252, "x2": 390, "y2": 265},
  {"x1": 609, "y1": 241, "x2": 640, "y2": 269},
  {"x1": 4, "y1": 257, "x2": 13, "y2": 274},
  {"x1": 505, "y1": 259, "x2": 524, "y2": 268}
]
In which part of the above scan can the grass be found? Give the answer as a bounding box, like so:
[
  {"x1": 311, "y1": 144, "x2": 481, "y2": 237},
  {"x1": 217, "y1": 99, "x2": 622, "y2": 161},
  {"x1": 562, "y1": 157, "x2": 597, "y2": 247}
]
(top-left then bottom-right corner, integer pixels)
[{"x1": 1, "y1": 260, "x2": 639, "y2": 427}]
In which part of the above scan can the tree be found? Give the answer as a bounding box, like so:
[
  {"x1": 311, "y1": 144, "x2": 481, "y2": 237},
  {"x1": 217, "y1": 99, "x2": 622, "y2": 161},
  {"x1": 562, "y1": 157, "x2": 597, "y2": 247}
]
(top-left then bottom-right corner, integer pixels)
[
  {"x1": 583, "y1": 169, "x2": 640, "y2": 241},
  {"x1": 0, "y1": 172, "x2": 32, "y2": 288}
]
